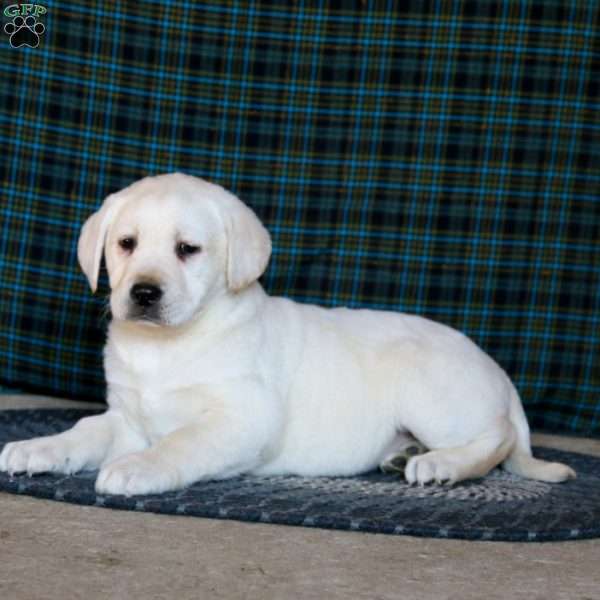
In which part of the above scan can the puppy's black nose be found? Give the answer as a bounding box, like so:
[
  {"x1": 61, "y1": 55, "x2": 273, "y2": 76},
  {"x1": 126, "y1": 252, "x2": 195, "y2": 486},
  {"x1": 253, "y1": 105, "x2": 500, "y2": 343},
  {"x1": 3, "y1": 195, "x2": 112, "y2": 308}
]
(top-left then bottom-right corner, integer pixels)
[{"x1": 130, "y1": 283, "x2": 163, "y2": 307}]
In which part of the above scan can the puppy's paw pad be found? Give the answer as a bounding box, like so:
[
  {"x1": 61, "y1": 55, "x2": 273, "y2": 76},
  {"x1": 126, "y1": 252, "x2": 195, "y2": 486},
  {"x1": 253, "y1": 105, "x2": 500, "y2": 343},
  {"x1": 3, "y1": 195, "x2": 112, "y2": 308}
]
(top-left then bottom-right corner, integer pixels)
[
  {"x1": 380, "y1": 443, "x2": 427, "y2": 475},
  {"x1": 405, "y1": 452, "x2": 459, "y2": 486},
  {"x1": 380, "y1": 454, "x2": 408, "y2": 474}
]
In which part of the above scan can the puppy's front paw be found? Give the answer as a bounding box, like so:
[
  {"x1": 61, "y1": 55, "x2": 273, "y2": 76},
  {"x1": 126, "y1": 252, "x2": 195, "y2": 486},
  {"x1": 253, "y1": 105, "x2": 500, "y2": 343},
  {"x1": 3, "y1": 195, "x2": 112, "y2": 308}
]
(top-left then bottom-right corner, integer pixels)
[
  {"x1": 0, "y1": 437, "x2": 80, "y2": 476},
  {"x1": 95, "y1": 452, "x2": 180, "y2": 496},
  {"x1": 405, "y1": 451, "x2": 460, "y2": 486}
]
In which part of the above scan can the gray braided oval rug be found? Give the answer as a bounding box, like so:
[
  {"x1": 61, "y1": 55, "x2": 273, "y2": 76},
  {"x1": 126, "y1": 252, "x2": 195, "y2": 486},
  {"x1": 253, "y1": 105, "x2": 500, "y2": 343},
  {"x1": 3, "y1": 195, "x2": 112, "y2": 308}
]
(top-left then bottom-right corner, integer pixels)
[{"x1": 1, "y1": 409, "x2": 599, "y2": 542}]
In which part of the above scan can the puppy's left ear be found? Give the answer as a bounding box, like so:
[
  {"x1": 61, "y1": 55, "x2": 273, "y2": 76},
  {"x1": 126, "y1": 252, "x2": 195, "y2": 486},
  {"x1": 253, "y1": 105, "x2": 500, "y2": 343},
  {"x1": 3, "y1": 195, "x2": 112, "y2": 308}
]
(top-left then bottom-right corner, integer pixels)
[
  {"x1": 217, "y1": 189, "x2": 272, "y2": 292},
  {"x1": 77, "y1": 192, "x2": 128, "y2": 292}
]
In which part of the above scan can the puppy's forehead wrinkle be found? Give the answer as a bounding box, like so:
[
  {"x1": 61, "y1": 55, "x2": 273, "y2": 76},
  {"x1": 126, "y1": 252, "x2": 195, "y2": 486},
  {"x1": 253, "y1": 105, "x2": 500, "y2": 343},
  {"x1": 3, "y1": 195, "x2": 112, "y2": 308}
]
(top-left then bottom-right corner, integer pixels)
[
  {"x1": 114, "y1": 190, "x2": 222, "y2": 242},
  {"x1": 109, "y1": 173, "x2": 229, "y2": 237}
]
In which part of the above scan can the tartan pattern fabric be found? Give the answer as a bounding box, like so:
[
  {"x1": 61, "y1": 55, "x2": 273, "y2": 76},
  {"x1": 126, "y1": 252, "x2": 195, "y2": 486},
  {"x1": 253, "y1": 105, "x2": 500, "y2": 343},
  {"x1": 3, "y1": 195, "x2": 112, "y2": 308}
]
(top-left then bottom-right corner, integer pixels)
[{"x1": 0, "y1": 1, "x2": 598, "y2": 434}]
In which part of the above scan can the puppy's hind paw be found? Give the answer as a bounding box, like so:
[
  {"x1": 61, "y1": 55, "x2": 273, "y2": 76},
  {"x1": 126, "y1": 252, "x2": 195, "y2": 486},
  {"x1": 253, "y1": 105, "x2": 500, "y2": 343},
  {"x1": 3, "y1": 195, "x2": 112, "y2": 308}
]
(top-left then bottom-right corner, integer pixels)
[{"x1": 405, "y1": 451, "x2": 460, "y2": 486}]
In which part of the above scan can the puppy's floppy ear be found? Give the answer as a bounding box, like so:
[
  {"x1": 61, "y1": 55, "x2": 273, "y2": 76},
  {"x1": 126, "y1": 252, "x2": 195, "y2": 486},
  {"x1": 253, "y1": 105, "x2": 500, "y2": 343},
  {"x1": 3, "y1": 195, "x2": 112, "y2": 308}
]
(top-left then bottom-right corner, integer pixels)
[
  {"x1": 77, "y1": 192, "x2": 128, "y2": 292},
  {"x1": 217, "y1": 189, "x2": 272, "y2": 292}
]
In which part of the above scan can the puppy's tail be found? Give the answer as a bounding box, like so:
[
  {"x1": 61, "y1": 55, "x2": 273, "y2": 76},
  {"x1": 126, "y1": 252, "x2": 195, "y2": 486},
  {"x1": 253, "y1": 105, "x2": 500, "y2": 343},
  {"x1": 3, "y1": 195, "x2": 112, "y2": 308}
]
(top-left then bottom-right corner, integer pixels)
[{"x1": 501, "y1": 383, "x2": 576, "y2": 483}]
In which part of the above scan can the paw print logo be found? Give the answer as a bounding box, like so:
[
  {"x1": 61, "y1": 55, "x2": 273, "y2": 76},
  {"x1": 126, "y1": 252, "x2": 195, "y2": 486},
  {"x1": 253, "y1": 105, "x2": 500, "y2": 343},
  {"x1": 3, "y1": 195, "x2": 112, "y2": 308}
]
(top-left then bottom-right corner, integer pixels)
[{"x1": 4, "y1": 15, "x2": 45, "y2": 48}]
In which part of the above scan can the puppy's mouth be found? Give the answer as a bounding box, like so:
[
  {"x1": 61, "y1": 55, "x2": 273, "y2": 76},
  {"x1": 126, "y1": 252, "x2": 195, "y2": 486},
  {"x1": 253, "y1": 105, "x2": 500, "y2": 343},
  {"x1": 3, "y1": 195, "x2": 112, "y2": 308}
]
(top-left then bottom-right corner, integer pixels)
[{"x1": 126, "y1": 305, "x2": 163, "y2": 326}]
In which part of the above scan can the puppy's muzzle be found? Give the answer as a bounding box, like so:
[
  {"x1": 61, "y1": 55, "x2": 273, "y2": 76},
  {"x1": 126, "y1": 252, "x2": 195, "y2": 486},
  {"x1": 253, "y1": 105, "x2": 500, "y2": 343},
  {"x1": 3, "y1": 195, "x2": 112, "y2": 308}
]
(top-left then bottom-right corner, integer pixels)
[{"x1": 130, "y1": 283, "x2": 163, "y2": 308}]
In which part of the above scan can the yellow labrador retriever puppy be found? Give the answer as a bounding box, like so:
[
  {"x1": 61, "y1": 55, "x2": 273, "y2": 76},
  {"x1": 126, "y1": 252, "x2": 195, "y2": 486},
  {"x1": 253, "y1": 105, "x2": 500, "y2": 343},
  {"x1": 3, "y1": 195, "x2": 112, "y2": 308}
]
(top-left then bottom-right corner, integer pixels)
[{"x1": 0, "y1": 173, "x2": 575, "y2": 495}]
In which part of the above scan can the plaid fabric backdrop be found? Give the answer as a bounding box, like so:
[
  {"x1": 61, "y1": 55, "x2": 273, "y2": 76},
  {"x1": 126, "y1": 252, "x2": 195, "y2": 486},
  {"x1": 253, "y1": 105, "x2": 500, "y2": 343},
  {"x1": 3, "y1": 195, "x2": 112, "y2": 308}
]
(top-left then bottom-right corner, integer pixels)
[{"x1": 0, "y1": 1, "x2": 598, "y2": 435}]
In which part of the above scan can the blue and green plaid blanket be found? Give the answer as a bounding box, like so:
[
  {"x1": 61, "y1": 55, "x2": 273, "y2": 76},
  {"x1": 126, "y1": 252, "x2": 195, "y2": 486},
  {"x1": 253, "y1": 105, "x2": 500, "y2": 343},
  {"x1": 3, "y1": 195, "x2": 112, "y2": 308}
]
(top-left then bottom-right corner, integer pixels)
[{"x1": 0, "y1": 1, "x2": 598, "y2": 435}]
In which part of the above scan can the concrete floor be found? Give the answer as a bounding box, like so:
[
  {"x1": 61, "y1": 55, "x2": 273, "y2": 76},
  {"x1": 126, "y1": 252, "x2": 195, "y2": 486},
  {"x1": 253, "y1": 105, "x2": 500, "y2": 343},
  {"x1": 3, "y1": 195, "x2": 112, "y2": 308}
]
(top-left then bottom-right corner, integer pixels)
[{"x1": 0, "y1": 395, "x2": 599, "y2": 600}]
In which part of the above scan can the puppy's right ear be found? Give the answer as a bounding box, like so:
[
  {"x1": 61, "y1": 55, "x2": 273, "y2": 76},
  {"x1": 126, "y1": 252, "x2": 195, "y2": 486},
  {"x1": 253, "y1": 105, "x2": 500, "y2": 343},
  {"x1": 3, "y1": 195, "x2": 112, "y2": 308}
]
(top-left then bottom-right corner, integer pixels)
[{"x1": 77, "y1": 193, "x2": 127, "y2": 292}]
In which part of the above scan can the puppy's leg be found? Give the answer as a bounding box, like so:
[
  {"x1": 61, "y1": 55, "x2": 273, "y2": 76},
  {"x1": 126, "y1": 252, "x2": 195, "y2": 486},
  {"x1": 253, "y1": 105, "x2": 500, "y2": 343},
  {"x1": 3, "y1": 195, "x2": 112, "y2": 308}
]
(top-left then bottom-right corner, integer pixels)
[
  {"x1": 405, "y1": 418, "x2": 515, "y2": 486},
  {"x1": 0, "y1": 411, "x2": 146, "y2": 476},
  {"x1": 96, "y1": 388, "x2": 274, "y2": 496},
  {"x1": 96, "y1": 419, "x2": 262, "y2": 496},
  {"x1": 379, "y1": 431, "x2": 427, "y2": 475}
]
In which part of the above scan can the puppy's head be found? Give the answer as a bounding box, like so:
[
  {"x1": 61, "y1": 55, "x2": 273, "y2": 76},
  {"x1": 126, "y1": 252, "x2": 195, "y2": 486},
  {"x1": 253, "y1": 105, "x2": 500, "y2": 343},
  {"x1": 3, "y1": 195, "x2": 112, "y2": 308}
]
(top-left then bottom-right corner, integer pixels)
[{"x1": 77, "y1": 173, "x2": 271, "y2": 327}]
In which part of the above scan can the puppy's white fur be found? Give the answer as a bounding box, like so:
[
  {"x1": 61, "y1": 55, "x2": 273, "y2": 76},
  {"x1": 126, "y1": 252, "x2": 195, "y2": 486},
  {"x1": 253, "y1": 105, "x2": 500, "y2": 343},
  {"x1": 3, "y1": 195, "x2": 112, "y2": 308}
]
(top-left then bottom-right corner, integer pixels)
[{"x1": 0, "y1": 173, "x2": 575, "y2": 495}]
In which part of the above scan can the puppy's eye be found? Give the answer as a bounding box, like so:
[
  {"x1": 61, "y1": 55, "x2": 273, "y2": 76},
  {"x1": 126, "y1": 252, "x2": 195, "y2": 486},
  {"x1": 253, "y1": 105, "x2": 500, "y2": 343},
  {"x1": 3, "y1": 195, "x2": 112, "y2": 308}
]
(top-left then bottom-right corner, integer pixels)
[
  {"x1": 119, "y1": 237, "x2": 136, "y2": 252},
  {"x1": 176, "y1": 242, "x2": 201, "y2": 259}
]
